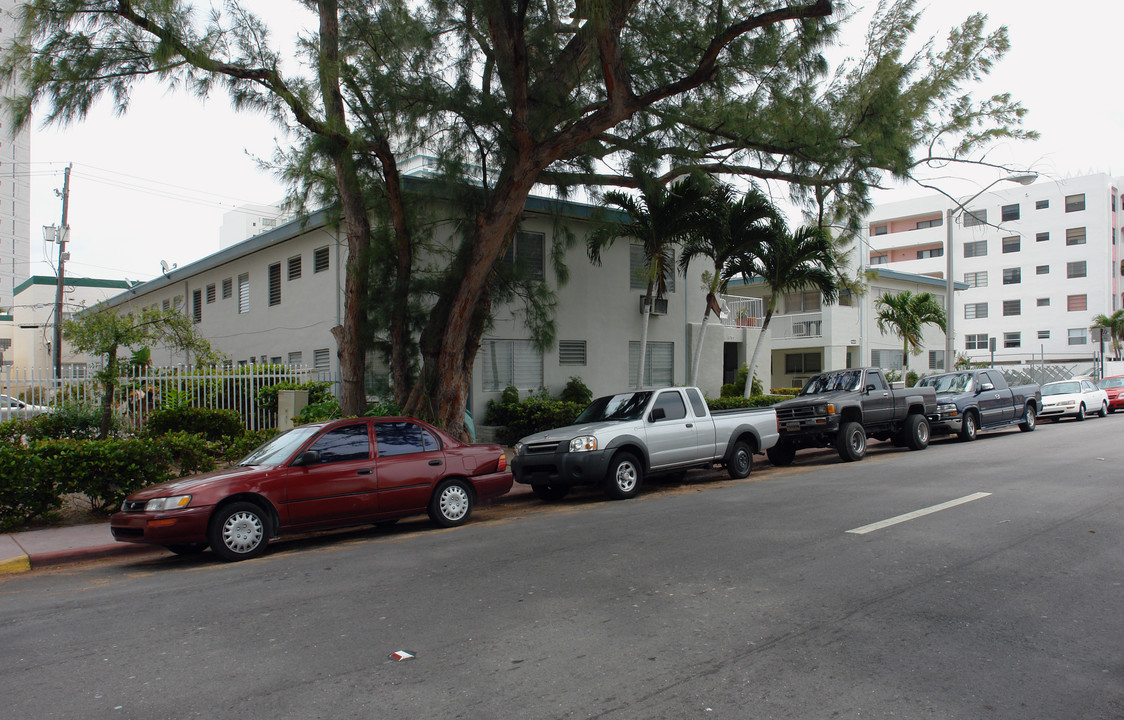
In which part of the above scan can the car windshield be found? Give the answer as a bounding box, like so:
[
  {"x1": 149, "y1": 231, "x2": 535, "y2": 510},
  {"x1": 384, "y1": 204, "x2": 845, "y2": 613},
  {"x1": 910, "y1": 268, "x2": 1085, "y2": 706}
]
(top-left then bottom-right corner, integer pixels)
[
  {"x1": 918, "y1": 373, "x2": 975, "y2": 393},
  {"x1": 575, "y1": 392, "x2": 654, "y2": 423},
  {"x1": 800, "y1": 371, "x2": 863, "y2": 395},
  {"x1": 1042, "y1": 381, "x2": 1080, "y2": 396},
  {"x1": 239, "y1": 426, "x2": 321, "y2": 466},
  {"x1": 1098, "y1": 377, "x2": 1124, "y2": 389}
]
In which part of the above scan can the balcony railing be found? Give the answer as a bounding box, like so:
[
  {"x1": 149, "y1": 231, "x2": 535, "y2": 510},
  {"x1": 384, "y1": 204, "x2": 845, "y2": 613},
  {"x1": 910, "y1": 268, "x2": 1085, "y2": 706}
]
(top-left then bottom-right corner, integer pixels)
[
  {"x1": 771, "y1": 311, "x2": 824, "y2": 340},
  {"x1": 719, "y1": 295, "x2": 764, "y2": 328}
]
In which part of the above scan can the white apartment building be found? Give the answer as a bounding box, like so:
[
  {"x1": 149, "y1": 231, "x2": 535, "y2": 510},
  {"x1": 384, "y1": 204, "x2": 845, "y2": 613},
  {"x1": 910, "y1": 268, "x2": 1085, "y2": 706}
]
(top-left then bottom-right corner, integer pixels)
[
  {"x1": 866, "y1": 173, "x2": 1120, "y2": 365},
  {"x1": 218, "y1": 203, "x2": 293, "y2": 249},
  {"x1": 102, "y1": 193, "x2": 760, "y2": 419},
  {"x1": 0, "y1": 0, "x2": 32, "y2": 315},
  {"x1": 726, "y1": 265, "x2": 956, "y2": 389}
]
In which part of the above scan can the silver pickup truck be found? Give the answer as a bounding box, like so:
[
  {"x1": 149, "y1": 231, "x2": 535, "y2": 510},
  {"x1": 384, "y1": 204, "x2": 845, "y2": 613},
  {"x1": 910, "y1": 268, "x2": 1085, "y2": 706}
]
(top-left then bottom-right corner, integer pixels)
[{"x1": 509, "y1": 386, "x2": 779, "y2": 501}]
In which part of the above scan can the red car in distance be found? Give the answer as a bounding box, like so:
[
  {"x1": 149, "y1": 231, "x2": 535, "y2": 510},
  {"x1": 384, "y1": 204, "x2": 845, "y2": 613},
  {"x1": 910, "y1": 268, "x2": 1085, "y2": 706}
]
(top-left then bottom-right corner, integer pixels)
[
  {"x1": 1097, "y1": 375, "x2": 1124, "y2": 413},
  {"x1": 111, "y1": 417, "x2": 512, "y2": 561}
]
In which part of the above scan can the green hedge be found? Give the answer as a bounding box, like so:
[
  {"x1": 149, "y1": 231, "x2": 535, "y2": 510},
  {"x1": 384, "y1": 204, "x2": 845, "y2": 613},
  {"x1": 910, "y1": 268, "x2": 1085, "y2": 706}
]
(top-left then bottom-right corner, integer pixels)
[
  {"x1": 705, "y1": 394, "x2": 795, "y2": 411},
  {"x1": 0, "y1": 447, "x2": 57, "y2": 530},
  {"x1": 145, "y1": 407, "x2": 244, "y2": 442},
  {"x1": 485, "y1": 397, "x2": 586, "y2": 446}
]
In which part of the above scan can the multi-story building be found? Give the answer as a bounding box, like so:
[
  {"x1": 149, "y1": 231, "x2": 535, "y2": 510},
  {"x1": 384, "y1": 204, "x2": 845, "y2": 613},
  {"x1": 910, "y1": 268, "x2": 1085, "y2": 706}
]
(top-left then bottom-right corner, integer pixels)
[
  {"x1": 0, "y1": 0, "x2": 32, "y2": 315},
  {"x1": 865, "y1": 173, "x2": 1120, "y2": 365}
]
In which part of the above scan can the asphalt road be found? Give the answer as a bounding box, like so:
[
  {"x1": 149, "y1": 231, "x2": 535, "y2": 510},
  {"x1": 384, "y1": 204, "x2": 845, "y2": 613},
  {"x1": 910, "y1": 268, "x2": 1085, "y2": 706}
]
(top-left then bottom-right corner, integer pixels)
[{"x1": 2, "y1": 416, "x2": 1123, "y2": 719}]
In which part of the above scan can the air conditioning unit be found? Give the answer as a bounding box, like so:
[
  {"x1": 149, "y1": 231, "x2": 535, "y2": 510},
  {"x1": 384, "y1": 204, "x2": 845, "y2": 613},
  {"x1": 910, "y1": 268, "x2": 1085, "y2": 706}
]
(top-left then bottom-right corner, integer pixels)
[{"x1": 640, "y1": 297, "x2": 669, "y2": 315}]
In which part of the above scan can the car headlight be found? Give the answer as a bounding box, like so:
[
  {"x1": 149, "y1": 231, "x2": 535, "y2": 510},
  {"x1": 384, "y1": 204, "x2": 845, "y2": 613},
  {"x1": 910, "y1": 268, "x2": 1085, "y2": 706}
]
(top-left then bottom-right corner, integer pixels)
[
  {"x1": 144, "y1": 495, "x2": 192, "y2": 511},
  {"x1": 514, "y1": 442, "x2": 524, "y2": 456},
  {"x1": 813, "y1": 404, "x2": 835, "y2": 416},
  {"x1": 569, "y1": 436, "x2": 597, "y2": 453},
  {"x1": 937, "y1": 403, "x2": 958, "y2": 415}
]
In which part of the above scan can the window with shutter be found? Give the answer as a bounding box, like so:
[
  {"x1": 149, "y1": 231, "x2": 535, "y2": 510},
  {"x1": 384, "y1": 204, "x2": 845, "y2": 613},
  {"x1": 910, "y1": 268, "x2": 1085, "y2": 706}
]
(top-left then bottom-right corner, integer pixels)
[
  {"x1": 268, "y1": 263, "x2": 281, "y2": 306},
  {"x1": 238, "y1": 273, "x2": 250, "y2": 313}
]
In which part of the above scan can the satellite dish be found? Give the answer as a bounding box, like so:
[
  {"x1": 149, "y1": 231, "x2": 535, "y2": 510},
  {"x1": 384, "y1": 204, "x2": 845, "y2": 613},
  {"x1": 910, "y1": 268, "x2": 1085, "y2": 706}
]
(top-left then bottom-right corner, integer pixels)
[{"x1": 159, "y1": 260, "x2": 177, "y2": 278}]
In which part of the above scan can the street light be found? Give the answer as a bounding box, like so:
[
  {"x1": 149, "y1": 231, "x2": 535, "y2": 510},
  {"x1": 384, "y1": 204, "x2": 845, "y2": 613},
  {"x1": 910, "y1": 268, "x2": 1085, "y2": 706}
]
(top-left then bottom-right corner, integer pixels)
[{"x1": 944, "y1": 172, "x2": 1038, "y2": 367}]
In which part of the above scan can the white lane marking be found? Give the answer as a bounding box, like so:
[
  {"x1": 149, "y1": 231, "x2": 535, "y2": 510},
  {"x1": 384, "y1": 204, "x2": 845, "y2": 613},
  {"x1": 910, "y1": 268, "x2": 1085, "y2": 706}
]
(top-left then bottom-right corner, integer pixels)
[{"x1": 846, "y1": 492, "x2": 992, "y2": 535}]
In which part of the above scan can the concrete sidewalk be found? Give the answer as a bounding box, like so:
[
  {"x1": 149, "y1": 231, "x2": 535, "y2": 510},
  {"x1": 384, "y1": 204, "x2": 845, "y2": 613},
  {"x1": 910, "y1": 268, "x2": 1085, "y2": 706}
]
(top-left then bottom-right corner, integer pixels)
[{"x1": 0, "y1": 481, "x2": 541, "y2": 575}]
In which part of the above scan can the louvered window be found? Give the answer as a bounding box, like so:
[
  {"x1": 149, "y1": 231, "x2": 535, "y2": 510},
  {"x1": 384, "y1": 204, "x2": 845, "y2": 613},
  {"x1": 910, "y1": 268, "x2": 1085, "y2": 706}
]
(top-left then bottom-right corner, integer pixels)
[
  {"x1": 206, "y1": 284, "x2": 216, "y2": 304},
  {"x1": 558, "y1": 341, "x2": 587, "y2": 366},
  {"x1": 268, "y1": 263, "x2": 281, "y2": 306},
  {"x1": 480, "y1": 339, "x2": 543, "y2": 391},
  {"x1": 314, "y1": 246, "x2": 330, "y2": 273},
  {"x1": 288, "y1": 255, "x2": 302, "y2": 280},
  {"x1": 628, "y1": 341, "x2": 673, "y2": 387},
  {"x1": 503, "y1": 231, "x2": 545, "y2": 281},
  {"x1": 238, "y1": 273, "x2": 250, "y2": 314},
  {"x1": 222, "y1": 277, "x2": 232, "y2": 299}
]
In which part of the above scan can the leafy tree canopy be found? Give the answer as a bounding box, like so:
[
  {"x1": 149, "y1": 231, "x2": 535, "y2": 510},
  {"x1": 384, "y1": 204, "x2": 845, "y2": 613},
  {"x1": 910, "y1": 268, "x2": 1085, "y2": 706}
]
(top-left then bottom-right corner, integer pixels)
[{"x1": 4, "y1": 0, "x2": 1036, "y2": 435}]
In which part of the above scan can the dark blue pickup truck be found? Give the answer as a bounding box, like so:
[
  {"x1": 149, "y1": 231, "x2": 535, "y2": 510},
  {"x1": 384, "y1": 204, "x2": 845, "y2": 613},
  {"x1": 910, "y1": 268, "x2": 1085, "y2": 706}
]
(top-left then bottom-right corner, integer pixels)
[{"x1": 918, "y1": 369, "x2": 1041, "y2": 440}]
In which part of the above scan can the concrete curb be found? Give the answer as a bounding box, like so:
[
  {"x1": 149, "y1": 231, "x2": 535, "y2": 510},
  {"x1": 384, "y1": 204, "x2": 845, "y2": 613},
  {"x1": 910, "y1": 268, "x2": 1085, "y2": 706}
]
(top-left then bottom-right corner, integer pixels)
[{"x1": 29, "y1": 543, "x2": 168, "y2": 570}]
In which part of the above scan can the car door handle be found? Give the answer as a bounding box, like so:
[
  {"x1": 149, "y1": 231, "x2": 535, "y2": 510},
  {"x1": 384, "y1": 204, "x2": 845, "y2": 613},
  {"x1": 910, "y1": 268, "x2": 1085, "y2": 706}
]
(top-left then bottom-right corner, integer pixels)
[
  {"x1": 357, "y1": 468, "x2": 373, "y2": 475},
  {"x1": 428, "y1": 459, "x2": 442, "y2": 466},
  {"x1": 685, "y1": 423, "x2": 693, "y2": 428}
]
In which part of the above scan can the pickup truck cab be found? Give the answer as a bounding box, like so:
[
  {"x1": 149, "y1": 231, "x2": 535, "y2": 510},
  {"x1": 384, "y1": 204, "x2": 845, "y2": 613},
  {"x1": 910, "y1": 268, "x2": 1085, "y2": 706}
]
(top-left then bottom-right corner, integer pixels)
[
  {"x1": 918, "y1": 369, "x2": 1040, "y2": 440},
  {"x1": 769, "y1": 367, "x2": 936, "y2": 465},
  {"x1": 509, "y1": 386, "x2": 779, "y2": 501}
]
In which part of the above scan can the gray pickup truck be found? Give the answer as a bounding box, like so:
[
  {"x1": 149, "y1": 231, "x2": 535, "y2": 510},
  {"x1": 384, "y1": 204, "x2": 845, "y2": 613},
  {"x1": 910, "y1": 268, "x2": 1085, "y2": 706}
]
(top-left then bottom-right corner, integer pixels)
[
  {"x1": 509, "y1": 386, "x2": 779, "y2": 501},
  {"x1": 917, "y1": 369, "x2": 1040, "y2": 440},
  {"x1": 769, "y1": 367, "x2": 937, "y2": 465}
]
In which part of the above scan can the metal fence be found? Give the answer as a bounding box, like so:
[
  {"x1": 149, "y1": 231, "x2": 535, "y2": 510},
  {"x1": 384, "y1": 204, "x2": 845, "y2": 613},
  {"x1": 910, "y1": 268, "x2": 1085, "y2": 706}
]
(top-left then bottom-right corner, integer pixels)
[{"x1": 0, "y1": 364, "x2": 333, "y2": 432}]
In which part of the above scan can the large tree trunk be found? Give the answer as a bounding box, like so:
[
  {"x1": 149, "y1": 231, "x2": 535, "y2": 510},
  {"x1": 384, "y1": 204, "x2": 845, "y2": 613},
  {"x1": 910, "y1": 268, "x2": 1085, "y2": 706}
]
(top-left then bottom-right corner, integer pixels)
[{"x1": 318, "y1": 0, "x2": 370, "y2": 416}]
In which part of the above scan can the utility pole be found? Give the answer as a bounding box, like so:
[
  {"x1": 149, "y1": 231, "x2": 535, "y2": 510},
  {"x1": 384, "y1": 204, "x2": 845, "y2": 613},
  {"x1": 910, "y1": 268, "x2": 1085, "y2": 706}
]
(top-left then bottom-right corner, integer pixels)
[{"x1": 52, "y1": 164, "x2": 71, "y2": 379}]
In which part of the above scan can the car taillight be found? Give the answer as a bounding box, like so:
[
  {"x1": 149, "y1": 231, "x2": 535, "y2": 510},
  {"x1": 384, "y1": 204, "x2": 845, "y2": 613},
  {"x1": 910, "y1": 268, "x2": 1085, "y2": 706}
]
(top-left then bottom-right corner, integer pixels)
[{"x1": 498, "y1": 453, "x2": 507, "y2": 471}]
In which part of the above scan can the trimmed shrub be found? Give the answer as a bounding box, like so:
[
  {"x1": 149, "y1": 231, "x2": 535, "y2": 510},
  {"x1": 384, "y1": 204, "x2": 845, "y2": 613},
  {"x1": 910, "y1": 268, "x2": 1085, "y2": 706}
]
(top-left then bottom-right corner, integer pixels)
[
  {"x1": 33, "y1": 438, "x2": 174, "y2": 514},
  {"x1": 770, "y1": 387, "x2": 803, "y2": 396},
  {"x1": 706, "y1": 395, "x2": 795, "y2": 411},
  {"x1": 364, "y1": 399, "x2": 402, "y2": 418},
  {"x1": 23, "y1": 402, "x2": 104, "y2": 441},
  {"x1": 720, "y1": 364, "x2": 763, "y2": 397},
  {"x1": 559, "y1": 377, "x2": 593, "y2": 406},
  {"x1": 145, "y1": 407, "x2": 244, "y2": 441},
  {"x1": 294, "y1": 397, "x2": 341, "y2": 425},
  {"x1": 500, "y1": 386, "x2": 520, "y2": 405},
  {"x1": 0, "y1": 418, "x2": 28, "y2": 446},
  {"x1": 486, "y1": 397, "x2": 584, "y2": 445},
  {"x1": 158, "y1": 431, "x2": 220, "y2": 477},
  {"x1": 222, "y1": 428, "x2": 279, "y2": 463},
  {"x1": 0, "y1": 447, "x2": 57, "y2": 529}
]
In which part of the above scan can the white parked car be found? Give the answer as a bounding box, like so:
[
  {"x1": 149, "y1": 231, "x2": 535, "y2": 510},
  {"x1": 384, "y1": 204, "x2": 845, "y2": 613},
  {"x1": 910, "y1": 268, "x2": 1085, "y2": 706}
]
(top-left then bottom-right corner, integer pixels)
[
  {"x1": 1038, "y1": 378, "x2": 1109, "y2": 421},
  {"x1": 0, "y1": 394, "x2": 53, "y2": 420}
]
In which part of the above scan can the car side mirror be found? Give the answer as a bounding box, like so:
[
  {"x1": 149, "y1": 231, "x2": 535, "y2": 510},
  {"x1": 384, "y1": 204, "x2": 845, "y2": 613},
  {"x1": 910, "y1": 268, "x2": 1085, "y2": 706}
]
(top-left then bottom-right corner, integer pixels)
[
  {"x1": 649, "y1": 407, "x2": 666, "y2": 422},
  {"x1": 865, "y1": 384, "x2": 876, "y2": 394},
  {"x1": 293, "y1": 450, "x2": 320, "y2": 466},
  {"x1": 979, "y1": 382, "x2": 994, "y2": 392}
]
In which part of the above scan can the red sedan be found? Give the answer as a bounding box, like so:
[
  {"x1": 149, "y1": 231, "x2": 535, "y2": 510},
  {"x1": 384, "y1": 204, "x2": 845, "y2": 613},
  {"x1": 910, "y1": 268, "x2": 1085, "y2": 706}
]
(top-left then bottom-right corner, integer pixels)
[
  {"x1": 1097, "y1": 375, "x2": 1124, "y2": 413},
  {"x1": 111, "y1": 417, "x2": 512, "y2": 561}
]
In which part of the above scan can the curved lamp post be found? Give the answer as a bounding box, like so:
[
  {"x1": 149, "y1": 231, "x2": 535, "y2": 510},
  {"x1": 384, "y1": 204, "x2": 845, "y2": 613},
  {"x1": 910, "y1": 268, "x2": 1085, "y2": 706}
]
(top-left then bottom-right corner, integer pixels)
[{"x1": 944, "y1": 172, "x2": 1038, "y2": 367}]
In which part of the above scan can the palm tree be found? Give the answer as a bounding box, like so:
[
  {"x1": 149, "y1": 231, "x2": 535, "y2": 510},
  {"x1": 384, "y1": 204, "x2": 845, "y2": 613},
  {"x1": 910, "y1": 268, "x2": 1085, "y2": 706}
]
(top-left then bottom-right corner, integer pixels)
[
  {"x1": 588, "y1": 172, "x2": 710, "y2": 389},
  {"x1": 874, "y1": 291, "x2": 947, "y2": 371},
  {"x1": 1091, "y1": 309, "x2": 1124, "y2": 360},
  {"x1": 734, "y1": 219, "x2": 844, "y2": 397},
  {"x1": 678, "y1": 185, "x2": 778, "y2": 386}
]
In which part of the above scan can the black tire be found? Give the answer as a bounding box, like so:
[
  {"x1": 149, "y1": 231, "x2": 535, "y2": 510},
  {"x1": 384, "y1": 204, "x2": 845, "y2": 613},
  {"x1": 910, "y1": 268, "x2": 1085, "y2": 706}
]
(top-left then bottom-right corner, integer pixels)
[
  {"x1": 1076, "y1": 404, "x2": 1086, "y2": 421},
  {"x1": 532, "y1": 484, "x2": 571, "y2": 502},
  {"x1": 766, "y1": 441, "x2": 796, "y2": 467},
  {"x1": 835, "y1": 421, "x2": 867, "y2": 462},
  {"x1": 904, "y1": 413, "x2": 930, "y2": 451},
  {"x1": 727, "y1": 440, "x2": 754, "y2": 479},
  {"x1": 164, "y1": 543, "x2": 207, "y2": 556},
  {"x1": 959, "y1": 411, "x2": 978, "y2": 441},
  {"x1": 428, "y1": 478, "x2": 474, "y2": 527},
  {"x1": 1019, "y1": 405, "x2": 1036, "y2": 432},
  {"x1": 603, "y1": 451, "x2": 643, "y2": 500},
  {"x1": 208, "y1": 502, "x2": 271, "y2": 562},
  {"x1": 1099, "y1": 401, "x2": 1108, "y2": 418}
]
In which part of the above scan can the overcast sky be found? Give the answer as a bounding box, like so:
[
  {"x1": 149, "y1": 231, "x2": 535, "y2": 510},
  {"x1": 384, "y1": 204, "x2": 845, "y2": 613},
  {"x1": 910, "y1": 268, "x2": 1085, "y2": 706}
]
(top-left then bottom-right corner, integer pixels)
[{"x1": 25, "y1": 0, "x2": 1124, "y2": 282}]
